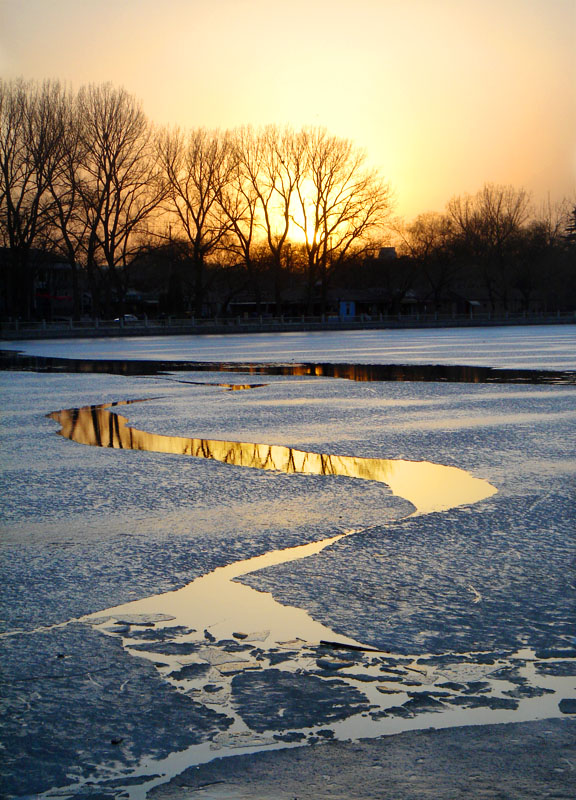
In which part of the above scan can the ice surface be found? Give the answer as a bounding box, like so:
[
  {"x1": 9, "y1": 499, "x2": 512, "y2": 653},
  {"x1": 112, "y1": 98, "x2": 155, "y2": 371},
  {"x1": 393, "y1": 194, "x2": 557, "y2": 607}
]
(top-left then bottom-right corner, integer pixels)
[
  {"x1": 2, "y1": 324, "x2": 576, "y2": 370},
  {"x1": 1, "y1": 333, "x2": 575, "y2": 798}
]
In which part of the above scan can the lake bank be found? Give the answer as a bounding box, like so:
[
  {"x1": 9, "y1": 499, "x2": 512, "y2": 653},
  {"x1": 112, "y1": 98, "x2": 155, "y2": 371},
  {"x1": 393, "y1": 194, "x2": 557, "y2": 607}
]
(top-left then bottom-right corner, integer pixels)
[{"x1": 1, "y1": 310, "x2": 575, "y2": 341}]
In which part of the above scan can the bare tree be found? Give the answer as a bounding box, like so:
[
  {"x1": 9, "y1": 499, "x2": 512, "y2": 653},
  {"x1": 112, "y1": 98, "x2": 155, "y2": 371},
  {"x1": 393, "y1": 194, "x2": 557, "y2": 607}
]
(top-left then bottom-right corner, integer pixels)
[
  {"x1": 513, "y1": 198, "x2": 574, "y2": 311},
  {"x1": 158, "y1": 127, "x2": 232, "y2": 316},
  {"x1": 215, "y1": 127, "x2": 264, "y2": 309},
  {"x1": 293, "y1": 128, "x2": 392, "y2": 312},
  {"x1": 41, "y1": 85, "x2": 88, "y2": 318},
  {"x1": 0, "y1": 79, "x2": 68, "y2": 317},
  {"x1": 75, "y1": 84, "x2": 164, "y2": 316},
  {"x1": 565, "y1": 202, "x2": 576, "y2": 246},
  {"x1": 447, "y1": 183, "x2": 531, "y2": 310},
  {"x1": 235, "y1": 125, "x2": 304, "y2": 313},
  {"x1": 394, "y1": 212, "x2": 458, "y2": 310}
]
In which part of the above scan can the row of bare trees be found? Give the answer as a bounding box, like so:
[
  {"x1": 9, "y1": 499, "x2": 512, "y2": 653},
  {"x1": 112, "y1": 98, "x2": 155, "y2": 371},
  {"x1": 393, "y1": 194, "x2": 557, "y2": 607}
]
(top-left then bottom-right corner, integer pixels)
[
  {"x1": 0, "y1": 80, "x2": 164, "y2": 317},
  {"x1": 0, "y1": 79, "x2": 392, "y2": 318},
  {"x1": 393, "y1": 186, "x2": 575, "y2": 312},
  {"x1": 2, "y1": 78, "x2": 574, "y2": 320}
]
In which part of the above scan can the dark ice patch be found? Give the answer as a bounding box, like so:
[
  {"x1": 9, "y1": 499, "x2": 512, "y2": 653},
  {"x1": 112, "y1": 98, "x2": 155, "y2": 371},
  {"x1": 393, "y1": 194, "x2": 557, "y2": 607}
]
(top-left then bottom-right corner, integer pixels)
[
  {"x1": 339, "y1": 672, "x2": 381, "y2": 683},
  {"x1": 169, "y1": 663, "x2": 211, "y2": 681},
  {"x1": 267, "y1": 651, "x2": 297, "y2": 666},
  {"x1": 123, "y1": 626, "x2": 194, "y2": 641},
  {"x1": 445, "y1": 695, "x2": 519, "y2": 710},
  {"x1": 379, "y1": 705, "x2": 415, "y2": 719},
  {"x1": 534, "y1": 648, "x2": 576, "y2": 660},
  {"x1": 535, "y1": 661, "x2": 576, "y2": 677},
  {"x1": 489, "y1": 666, "x2": 524, "y2": 683},
  {"x1": 273, "y1": 731, "x2": 306, "y2": 742},
  {"x1": 127, "y1": 641, "x2": 200, "y2": 655},
  {"x1": 403, "y1": 692, "x2": 446, "y2": 712},
  {"x1": 217, "y1": 640, "x2": 255, "y2": 653},
  {"x1": 0, "y1": 624, "x2": 231, "y2": 797},
  {"x1": 231, "y1": 668, "x2": 370, "y2": 732},
  {"x1": 503, "y1": 685, "x2": 555, "y2": 699},
  {"x1": 462, "y1": 681, "x2": 491, "y2": 694}
]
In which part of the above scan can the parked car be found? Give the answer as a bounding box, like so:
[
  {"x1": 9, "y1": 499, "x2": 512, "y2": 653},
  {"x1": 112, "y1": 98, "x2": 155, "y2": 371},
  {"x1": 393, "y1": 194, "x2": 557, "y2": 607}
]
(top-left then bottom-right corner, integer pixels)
[{"x1": 113, "y1": 314, "x2": 139, "y2": 323}]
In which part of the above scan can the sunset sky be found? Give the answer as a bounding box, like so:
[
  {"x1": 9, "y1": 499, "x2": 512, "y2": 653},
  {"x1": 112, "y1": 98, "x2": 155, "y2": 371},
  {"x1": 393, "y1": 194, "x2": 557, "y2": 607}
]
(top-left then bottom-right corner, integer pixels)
[{"x1": 1, "y1": 0, "x2": 574, "y2": 218}]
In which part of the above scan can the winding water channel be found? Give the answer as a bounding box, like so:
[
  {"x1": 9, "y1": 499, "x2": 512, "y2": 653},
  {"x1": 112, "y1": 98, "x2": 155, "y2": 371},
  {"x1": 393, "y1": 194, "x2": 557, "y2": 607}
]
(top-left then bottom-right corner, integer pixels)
[{"x1": 48, "y1": 399, "x2": 497, "y2": 516}]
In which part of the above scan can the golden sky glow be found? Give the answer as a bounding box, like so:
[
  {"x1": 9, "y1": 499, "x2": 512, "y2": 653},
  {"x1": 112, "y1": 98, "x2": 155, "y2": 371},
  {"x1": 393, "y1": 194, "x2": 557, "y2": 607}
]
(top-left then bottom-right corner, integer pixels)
[{"x1": 1, "y1": 0, "x2": 574, "y2": 218}]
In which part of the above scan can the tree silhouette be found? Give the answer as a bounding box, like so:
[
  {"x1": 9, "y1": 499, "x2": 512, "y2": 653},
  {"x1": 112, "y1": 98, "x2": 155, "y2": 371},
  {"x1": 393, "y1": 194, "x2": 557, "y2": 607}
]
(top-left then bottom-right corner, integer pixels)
[
  {"x1": 447, "y1": 184, "x2": 531, "y2": 310},
  {"x1": 75, "y1": 84, "x2": 165, "y2": 316},
  {"x1": 295, "y1": 127, "x2": 392, "y2": 312},
  {"x1": 158, "y1": 127, "x2": 232, "y2": 316},
  {"x1": 394, "y1": 212, "x2": 458, "y2": 310},
  {"x1": 0, "y1": 79, "x2": 68, "y2": 317}
]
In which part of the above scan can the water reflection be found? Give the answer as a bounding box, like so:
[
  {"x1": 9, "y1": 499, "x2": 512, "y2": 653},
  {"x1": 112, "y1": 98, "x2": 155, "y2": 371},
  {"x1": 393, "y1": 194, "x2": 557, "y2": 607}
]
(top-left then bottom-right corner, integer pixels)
[
  {"x1": 4, "y1": 348, "x2": 576, "y2": 383},
  {"x1": 48, "y1": 401, "x2": 496, "y2": 515},
  {"x1": 163, "y1": 380, "x2": 267, "y2": 390}
]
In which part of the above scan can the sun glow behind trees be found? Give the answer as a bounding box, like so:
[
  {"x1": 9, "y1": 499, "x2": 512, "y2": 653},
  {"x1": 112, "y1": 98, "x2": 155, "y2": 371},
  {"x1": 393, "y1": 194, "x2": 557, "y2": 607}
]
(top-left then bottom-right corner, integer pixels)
[
  {"x1": 2, "y1": 0, "x2": 573, "y2": 221},
  {"x1": 155, "y1": 123, "x2": 392, "y2": 314},
  {"x1": 1, "y1": 79, "x2": 574, "y2": 321},
  {"x1": 0, "y1": 81, "x2": 392, "y2": 317}
]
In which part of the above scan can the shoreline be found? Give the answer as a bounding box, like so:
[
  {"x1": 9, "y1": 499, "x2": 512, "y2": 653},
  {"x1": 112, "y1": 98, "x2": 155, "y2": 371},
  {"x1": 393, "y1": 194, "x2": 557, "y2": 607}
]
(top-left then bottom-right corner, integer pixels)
[{"x1": 1, "y1": 312, "x2": 575, "y2": 341}]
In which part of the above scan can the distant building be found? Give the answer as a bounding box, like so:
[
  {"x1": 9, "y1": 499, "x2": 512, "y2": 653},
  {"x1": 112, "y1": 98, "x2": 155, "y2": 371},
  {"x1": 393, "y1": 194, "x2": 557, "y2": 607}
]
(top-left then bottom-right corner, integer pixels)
[{"x1": 34, "y1": 262, "x2": 76, "y2": 318}]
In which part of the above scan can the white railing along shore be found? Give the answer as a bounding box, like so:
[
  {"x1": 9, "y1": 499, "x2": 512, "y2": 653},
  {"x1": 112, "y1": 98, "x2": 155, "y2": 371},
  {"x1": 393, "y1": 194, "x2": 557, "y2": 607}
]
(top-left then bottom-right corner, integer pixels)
[{"x1": 1, "y1": 310, "x2": 575, "y2": 340}]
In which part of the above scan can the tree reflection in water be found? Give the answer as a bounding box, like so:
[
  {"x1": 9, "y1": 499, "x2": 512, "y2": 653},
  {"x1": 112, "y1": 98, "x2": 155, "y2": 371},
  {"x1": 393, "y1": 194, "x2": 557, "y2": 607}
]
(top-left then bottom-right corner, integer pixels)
[{"x1": 49, "y1": 399, "x2": 496, "y2": 516}]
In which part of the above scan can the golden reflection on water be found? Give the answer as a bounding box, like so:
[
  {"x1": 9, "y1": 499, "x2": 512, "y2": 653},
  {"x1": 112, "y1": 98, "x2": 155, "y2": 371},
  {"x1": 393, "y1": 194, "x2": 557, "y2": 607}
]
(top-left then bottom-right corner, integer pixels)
[
  {"x1": 49, "y1": 402, "x2": 496, "y2": 515},
  {"x1": 199, "y1": 362, "x2": 562, "y2": 384}
]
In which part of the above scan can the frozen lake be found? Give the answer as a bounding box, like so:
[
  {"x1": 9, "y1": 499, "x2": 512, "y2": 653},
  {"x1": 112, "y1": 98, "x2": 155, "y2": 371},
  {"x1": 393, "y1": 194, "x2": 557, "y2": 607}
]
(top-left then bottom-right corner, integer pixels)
[
  {"x1": 3, "y1": 323, "x2": 576, "y2": 370},
  {"x1": 1, "y1": 326, "x2": 575, "y2": 799}
]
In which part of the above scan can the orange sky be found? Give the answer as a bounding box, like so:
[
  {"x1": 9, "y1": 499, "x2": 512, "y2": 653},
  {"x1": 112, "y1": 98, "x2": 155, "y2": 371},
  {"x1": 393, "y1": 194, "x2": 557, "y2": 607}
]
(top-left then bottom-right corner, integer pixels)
[{"x1": 1, "y1": 0, "x2": 574, "y2": 218}]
